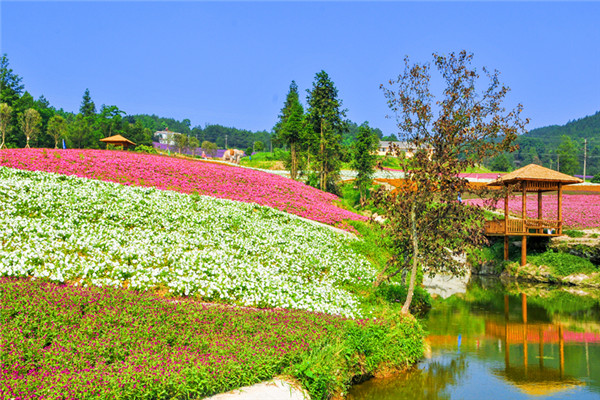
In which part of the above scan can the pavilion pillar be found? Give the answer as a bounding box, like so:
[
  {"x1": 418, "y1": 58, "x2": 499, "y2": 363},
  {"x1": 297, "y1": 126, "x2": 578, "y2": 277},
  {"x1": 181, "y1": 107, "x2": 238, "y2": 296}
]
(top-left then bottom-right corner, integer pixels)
[
  {"x1": 504, "y1": 191, "x2": 509, "y2": 260},
  {"x1": 558, "y1": 183, "x2": 563, "y2": 235},
  {"x1": 521, "y1": 182, "x2": 527, "y2": 266},
  {"x1": 537, "y1": 191, "x2": 543, "y2": 233},
  {"x1": 559, "y1": 324, "x2": 565, "y2": 378},
  {"x1": 539, "y1": 328, "x2": 544, "y2": 368},
  {"x1": 504, "y1": 295, "x2": 510, "y2": 369},
  {"x1": 522, "y1": 293, "x2": 528, "y2": 373}
]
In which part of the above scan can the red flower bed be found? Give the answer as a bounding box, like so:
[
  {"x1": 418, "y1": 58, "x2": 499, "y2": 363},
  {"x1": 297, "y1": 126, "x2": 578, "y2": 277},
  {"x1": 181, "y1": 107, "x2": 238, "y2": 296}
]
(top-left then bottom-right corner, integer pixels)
[{"x1": 0, "y1": 149, "x2": 365, "y2": 230}]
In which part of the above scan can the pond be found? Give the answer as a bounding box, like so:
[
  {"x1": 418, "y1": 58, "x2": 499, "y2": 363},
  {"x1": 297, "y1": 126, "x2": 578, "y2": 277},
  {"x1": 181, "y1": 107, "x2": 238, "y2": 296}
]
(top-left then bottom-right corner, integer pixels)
[{"x1": 348, "y1": 277, "x2": 600, "y2": 400}]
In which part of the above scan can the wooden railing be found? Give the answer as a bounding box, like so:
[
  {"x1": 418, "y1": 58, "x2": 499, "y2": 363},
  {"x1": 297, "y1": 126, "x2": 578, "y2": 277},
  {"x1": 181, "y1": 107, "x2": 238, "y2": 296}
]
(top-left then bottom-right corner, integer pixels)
[{"x1": 484, "y1": 218, "x2": 561, "y2": 236}]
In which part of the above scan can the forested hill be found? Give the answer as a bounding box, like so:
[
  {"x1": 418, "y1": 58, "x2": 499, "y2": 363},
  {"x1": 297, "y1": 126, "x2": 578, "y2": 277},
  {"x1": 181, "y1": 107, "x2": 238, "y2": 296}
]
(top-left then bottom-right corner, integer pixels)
[
  {"x1": 489, "y1": 110, "x2": 600, "y2": 177},
  {"x1": 526, "y1": 110, "x2": 600, "y2": 141}
]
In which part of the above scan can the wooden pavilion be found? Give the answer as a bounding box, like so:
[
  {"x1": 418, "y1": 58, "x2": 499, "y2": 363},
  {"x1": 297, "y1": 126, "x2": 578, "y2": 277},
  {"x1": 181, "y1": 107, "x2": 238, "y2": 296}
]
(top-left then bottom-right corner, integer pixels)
[
  {"x1": 484, "y1": 164, "x2": 582, "y2": 266},
  {"x1": 100, "y1": 134, "x2": 136, "y2": 150}
]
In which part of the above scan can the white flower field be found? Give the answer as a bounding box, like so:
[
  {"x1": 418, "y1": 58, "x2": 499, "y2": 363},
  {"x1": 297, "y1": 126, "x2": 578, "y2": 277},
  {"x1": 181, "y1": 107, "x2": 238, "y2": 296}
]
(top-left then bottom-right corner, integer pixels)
[{"x1": 0, "y1": 167, "x2": 376, "y2": 317}]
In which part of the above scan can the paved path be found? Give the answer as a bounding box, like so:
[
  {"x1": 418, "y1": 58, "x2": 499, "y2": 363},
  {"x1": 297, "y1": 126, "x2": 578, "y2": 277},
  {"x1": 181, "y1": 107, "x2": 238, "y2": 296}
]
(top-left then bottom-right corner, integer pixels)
[{"x1": 203, "y1": 378, "x2": 309, "y2": 400}]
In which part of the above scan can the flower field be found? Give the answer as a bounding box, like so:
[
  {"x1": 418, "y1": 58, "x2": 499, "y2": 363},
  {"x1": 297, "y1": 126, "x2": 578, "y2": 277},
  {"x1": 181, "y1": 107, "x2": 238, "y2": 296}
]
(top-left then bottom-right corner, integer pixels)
[
  {"x1": 0, "y1": 149, "x2": 365, "y2": 230},
  {"x1": 0, "y1": 277, "x2": 426, "y2": 400},
  {"x1": 467, "y1": 194, "x2": 600, "y2": 228},
  {"x1": 0, "y1": 167, "x2": 376, "y2": 317}
]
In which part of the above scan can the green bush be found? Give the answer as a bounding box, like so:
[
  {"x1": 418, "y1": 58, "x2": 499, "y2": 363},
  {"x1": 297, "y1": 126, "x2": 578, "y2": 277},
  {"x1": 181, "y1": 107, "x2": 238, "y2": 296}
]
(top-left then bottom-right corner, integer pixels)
[
  {"x1": 528, "y1": 250, "x2": 598, "y2": 276},
  {"x1": 591, "y1": 174, "x2": 600, "y2": 183},
  {"x1": 134, "y1": 144, "x2": 158, "y2": 154},
  {"x1": 564, "y1": 229, "x2": 585, "y2": 238}
]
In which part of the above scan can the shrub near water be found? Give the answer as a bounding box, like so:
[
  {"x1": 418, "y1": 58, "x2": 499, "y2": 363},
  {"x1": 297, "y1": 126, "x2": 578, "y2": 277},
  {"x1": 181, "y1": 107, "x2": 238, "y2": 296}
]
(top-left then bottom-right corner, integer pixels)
[{"x1": 0, "y1": 278, "x2": 424, "y2": 400}]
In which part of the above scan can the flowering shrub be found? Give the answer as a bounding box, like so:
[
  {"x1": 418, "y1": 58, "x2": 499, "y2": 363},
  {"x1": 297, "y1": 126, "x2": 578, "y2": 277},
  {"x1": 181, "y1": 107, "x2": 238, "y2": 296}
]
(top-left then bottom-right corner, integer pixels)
[
  {"x1": 0, "y1": 277, "x2": 342, "y2": 399},
  {"x1": 0, "y1": 278, "x2": 424, "y2": 400},
  {"x1": 0, "y1": 167, "x2": 375, "y2": 317},
  {"x1": 467, "y1": 194, "x2": 600, "y2": 228},
  {"x1": 0, "y1": 149, "x2": 366, "y2": 230}
]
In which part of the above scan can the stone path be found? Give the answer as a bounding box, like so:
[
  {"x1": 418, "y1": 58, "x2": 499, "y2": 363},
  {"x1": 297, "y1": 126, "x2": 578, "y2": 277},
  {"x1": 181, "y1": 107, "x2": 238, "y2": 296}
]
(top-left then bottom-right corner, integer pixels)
[{"x1": 203, "y1": 378, "x2": 309, "y2": 400}]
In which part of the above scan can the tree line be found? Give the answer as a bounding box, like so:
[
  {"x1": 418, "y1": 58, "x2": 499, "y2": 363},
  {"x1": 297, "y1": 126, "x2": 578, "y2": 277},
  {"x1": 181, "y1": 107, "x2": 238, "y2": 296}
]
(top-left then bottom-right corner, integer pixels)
[
  {"x1": 485, "y1": 111, "x2": 600, "y2": 177},
  {"x1": 0, "y1": 55, "x2": 155, "y2": 150}
]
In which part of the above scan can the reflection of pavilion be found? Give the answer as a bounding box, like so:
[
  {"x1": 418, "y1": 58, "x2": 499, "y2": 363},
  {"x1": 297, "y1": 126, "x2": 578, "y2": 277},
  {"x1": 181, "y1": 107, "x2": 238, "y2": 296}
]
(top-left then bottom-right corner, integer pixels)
[{"x1": 485, "y1": 294, "x2": 590, "y2": 396}]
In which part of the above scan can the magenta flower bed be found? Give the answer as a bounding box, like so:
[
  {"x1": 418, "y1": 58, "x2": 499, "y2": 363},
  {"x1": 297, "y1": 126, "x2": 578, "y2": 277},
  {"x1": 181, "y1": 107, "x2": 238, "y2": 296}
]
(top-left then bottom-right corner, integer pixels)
[
  {"x1": 0, "y1": 149, "x2": 365, "y2": 230},
  {"x1": 0, "y1": 277, "x2": 348, "y2": 399},
  {"x1": 467, "y1": 194, "x2": 600, "y2": 228}
]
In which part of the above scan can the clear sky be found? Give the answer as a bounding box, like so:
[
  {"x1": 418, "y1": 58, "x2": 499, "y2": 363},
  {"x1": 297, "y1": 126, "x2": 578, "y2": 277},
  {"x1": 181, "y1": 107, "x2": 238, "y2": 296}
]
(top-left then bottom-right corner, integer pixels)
[{"x1": 1, "y1": 1, "x2": 599, "y2": 135}]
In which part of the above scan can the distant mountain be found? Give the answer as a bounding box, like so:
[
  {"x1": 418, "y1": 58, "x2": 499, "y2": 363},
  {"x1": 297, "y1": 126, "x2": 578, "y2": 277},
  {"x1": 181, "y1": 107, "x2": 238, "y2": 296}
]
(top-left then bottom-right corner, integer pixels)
[
  {"x1": 487, "y1": 111, "x2": 600, "y2": 177},
  {"x1": 526, "y1": 111, "x2": 600, "y2": 141}
]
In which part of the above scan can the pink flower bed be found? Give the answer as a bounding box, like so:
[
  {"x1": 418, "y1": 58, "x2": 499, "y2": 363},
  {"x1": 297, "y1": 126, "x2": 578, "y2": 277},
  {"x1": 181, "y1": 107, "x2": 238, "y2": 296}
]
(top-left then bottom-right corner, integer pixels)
[
  {"x1": 0, "y1": 149, "x2": 366, "y2": 230},
  {"x1": 467, "y1": 194, "x2": 600, "y2": 228}
]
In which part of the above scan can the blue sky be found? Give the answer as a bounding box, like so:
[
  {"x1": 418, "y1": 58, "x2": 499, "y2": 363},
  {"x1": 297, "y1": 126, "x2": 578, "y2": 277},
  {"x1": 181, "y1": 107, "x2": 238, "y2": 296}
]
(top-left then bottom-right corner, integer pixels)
[{"x1": 1, "y1": 1, "x2": 599, "y2": 135}]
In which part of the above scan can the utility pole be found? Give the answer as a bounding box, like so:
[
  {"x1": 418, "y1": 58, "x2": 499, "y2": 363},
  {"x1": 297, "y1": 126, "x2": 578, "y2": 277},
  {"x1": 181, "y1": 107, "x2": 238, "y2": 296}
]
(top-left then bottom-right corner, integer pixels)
[
  {"x1": 225, "y1": 134, "x2": 228, "y2": 149},
  {"x1": 583, "y1": 138, "x2": 587, "y2": 182},
  {"x1": 557, "y1": 154, "x2": 560, "y2": 172}
]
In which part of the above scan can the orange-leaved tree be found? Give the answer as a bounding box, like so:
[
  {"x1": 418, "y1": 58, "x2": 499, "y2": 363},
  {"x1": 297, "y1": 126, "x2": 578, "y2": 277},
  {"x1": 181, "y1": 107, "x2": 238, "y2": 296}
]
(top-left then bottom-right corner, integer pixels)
[{"x1": 375, "y1": 51, "x2": 528, "y2": 314}]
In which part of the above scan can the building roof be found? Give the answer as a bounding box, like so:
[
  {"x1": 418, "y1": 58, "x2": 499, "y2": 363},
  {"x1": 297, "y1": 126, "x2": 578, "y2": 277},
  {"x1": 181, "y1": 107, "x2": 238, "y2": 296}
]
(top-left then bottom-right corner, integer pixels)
[
  {"x1": 378, "y1": 140, "x2": 412, "y2": 149},
  {"x1": 100, "y1": 134, "x2": 136, "y2": 146},
  {"x1": 488, "y1": 164, "x2": 583, "y2": 186}
]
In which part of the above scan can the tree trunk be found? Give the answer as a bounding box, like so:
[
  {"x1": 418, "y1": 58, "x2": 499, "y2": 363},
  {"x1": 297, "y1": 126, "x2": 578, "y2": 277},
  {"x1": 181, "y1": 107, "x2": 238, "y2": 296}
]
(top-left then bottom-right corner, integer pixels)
[
  {"x1": 0, "y1": 134, "x2": 5, "y2": 149},
  {"x1": 25, "y1": 135, "x2": 30, "y2": 149},
  {"x1": 402, "y1": 204, "x2": 419, "y2": 314},
  {"x1": 320, "y1": 120, "x2": 325, "y2": 190},
  {"x1": 291, "y1": 142, "x2": 297, "y2": 180}
]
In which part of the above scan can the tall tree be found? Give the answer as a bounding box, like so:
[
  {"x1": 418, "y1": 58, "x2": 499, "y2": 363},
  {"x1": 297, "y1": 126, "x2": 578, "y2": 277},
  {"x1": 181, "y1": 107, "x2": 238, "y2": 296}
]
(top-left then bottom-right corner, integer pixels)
[
  {"x1": 47, "y1": 115, "x2": 67, "y2": 149},
  {"x1": 0, "y1": 54, "x2": 24, "y2": 106},
  {"x1": 201, "y1": 140, "x2": 217, "y2": 157},
  {"x1": 274, "y1": 81, "x2": 306, "y2": 180},
  {"x1": 0, "y1": 103, "x2": 12, "y2": 149},
  {"x1": 174, "y1": 133, "x2": 188, "y2": 153},
  {"x1": 351, "y1": 122, "x2": 379, "y2": 205},
  {"x1": 188, "y1": 136, "x2": 200, "y2": 156},
  {"x1": 377, "y1": 51, "x2": 527, "y2": 314},
  {"x1": 80, "y1": 89, "x2": 96, "y2": 118},
  {"x1": 19, "y1": 108, "x2": 42, "y2": 148},
  {"x1": 556, "y1": 135, "x2": 578, "y2": 175},
  {"x1": 306, "y1": 71, "x2": 347, "y2": 192}
]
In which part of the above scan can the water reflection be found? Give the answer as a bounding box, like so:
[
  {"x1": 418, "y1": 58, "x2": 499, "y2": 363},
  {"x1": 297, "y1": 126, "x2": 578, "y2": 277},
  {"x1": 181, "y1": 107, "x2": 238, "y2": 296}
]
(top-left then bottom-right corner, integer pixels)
[{"x1": 348, "y1": 278, "x2": 600, "y2": 399}]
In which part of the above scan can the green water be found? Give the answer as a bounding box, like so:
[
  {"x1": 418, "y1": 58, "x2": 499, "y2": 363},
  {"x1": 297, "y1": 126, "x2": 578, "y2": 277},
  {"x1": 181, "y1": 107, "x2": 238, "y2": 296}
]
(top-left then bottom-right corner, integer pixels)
[{"x1": 348, "y1": 278, "x2": 600, "y2": 400}]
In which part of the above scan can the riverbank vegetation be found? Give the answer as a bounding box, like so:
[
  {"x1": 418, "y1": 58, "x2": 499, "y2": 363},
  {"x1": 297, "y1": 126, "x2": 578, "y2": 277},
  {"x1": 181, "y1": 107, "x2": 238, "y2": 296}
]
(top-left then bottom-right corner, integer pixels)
[
  {"x1": 0, "y1": 161, "x2": 427, "y2": 398},
  {"x1": 0, "y1": 277, "x2": 424, "y2": 399}
]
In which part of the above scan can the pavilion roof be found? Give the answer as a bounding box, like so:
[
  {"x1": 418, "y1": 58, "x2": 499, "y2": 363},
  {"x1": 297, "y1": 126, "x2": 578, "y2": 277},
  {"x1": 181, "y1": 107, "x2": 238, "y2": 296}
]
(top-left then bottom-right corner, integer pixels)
[
  {"x1": 100, "y1": 134, "x2": 136, "y2": 146},
  {"x1": 488, "y1": 164, "x2": 582, "y2": 186}
]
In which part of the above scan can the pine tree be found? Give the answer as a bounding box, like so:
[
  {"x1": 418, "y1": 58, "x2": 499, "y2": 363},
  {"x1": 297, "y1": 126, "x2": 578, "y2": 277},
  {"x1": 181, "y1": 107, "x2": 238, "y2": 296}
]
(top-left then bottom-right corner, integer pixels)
[
  {"x1": 306, "y1": 71, "x2": 347, "y2": 192},
  {"x1": 0, "y1": 54, "x2": 24, "y2": 107},
  {"x1": 351, "y1": 122, "x2": 379, "y2": 205},
  {"x1": 80, "y1": 88, "x2": 96, "y2": 117},
  {"x1": 274, "y1": 81, "x2": 305, "y2": 180}
]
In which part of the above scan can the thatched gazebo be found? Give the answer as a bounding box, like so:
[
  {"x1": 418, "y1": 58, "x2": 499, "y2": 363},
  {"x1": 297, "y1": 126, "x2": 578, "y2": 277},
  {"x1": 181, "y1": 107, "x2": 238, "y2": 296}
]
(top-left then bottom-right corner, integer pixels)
[
  {"x1": 484, "y1": 164, "x2": 582, "y2": 266},
  {"x1": 100, "y1": 134, "x2": 136, "y2": 150}
]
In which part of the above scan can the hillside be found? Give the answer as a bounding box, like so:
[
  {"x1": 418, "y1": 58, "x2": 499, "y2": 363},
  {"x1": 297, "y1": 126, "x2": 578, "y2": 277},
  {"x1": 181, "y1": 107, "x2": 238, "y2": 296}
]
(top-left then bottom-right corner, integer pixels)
[
  {"x1": 0, "y1": 149, "x2": 365, "y2": 230},
  {"x1": 0, "y1": 166, "x2": 375, "y2": 317},
  {"x1": 527, "y1": 110, "x2": 600, "y2": 141},
  {"x1": 491, "y1": 111, "x2": 600, "y2": 176}
]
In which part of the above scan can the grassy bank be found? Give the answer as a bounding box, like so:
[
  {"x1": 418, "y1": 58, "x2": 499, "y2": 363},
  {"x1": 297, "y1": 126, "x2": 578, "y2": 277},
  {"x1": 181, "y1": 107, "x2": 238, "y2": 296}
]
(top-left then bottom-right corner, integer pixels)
[
  {"x1": 0, "y1": 277, "x2": 424, "y2": 399},
  {"x1": 0, "y1": 164, "x2": 427, "y2": 398}
]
